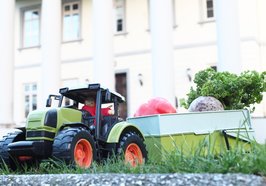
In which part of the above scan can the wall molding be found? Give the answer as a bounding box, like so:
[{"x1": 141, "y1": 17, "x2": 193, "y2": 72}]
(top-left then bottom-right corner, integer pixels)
[{"x1": 14, "y1": 36, "x2": 266, "y2": 69}]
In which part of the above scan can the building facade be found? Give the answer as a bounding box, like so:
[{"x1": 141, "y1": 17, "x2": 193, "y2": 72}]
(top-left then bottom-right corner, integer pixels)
[{"x1": 1, "y1": 0, "x2": 266, "y2": 130}]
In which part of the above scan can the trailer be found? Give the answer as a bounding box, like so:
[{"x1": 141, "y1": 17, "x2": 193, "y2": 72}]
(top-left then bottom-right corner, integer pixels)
[{"x1": 127, "y1": 109, "x2": 255, "y2": 161}]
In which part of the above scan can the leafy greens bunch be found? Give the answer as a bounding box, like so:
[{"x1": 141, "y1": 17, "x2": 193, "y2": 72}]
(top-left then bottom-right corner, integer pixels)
[{"x1": 185, "y1": 68, "x2": 266, "y2": 111}]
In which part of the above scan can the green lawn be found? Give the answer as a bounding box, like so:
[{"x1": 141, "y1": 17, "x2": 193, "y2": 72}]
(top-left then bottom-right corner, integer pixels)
[{"x1": 1, "y1": 141, "x2": 266, "y2": 176}]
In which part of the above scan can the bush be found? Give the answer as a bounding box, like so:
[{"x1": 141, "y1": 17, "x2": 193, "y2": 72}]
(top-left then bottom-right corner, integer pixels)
[{"x1": 185, "y1": 68, "x2": 266, "y2": 111}]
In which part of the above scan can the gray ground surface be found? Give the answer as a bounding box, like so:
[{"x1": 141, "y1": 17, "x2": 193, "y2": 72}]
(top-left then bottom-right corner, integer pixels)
[{"x1": 0, "y1": 173, "x2": 266, "y2": 186}]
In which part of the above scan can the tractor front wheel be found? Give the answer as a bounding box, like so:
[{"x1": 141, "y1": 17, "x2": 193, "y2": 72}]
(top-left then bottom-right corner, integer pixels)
[
  {"x1": 117, "y1": 132, "x2": 148, "y2": 167},
  {"x1": 0, "y1": 130, "x2": 26, "y2": 170},
  {"x1": 52, "y1": 128, "x2": 96, "y2": 168}
]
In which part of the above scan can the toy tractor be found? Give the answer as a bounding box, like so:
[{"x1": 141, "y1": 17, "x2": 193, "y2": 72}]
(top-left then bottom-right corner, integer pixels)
[{"x1": 0, "y1": 84, "x2": 147, "y2": 170}]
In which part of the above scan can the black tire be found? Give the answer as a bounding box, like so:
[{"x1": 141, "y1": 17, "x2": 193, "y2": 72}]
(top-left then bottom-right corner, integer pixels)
[
  {"x1": 0, "y1": 130, "x2": 25, "y2": 170},
  {"x1": 52, "y1": 127, "x2": 96, "y2": 168},
  {"x1": 117, "y1": 132, "x2": 148, "y2": 166}
]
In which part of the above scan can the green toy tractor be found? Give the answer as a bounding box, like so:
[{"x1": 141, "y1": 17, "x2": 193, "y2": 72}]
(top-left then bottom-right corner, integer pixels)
[{"x1": 0, "y1": 84, "x2": 147, "y2": 170}]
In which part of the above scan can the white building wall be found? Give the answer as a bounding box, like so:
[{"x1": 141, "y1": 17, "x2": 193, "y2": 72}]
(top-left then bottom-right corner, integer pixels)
[
  {"x1": 8, "y1": 0, "x2": 266, "y2": 132},
  {"x1": 114, "y1": 0, "x2": 150, "y2": 53},
  {"x1": 115, "y1": 54, "x2": 153, "y2": 117},
  {"x1": 238, "y1": 0, "x2": 258, "y2": 38},
  {"x1": 13, "y1": 67, "x2": 41, "y2": 125},
  {"x1": 15, "y1": 0, "x2": 42, "y2": 67},
  {"x1": 174, "y1": 45, "x2": 218, "y2": 99}
]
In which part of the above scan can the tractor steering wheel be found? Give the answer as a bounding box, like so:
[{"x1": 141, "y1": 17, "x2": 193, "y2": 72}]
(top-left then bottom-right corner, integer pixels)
[
  {"x1": 81, "y1": 110, "x2": 95, "y2": 126},
  {"x1": 82, "y1": 110, "x2": 92, "y2": 118}
]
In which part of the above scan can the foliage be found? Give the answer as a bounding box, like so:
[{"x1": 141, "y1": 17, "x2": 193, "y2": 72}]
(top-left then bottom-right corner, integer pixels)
[{"x1": 184, "y1": 68, "x2": 266, "y2": 111}]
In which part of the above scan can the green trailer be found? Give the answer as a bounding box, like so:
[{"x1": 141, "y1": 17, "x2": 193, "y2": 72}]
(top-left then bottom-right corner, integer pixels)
[{"x1": 127, "y1": 109, "x2": 255, "y2": 161}]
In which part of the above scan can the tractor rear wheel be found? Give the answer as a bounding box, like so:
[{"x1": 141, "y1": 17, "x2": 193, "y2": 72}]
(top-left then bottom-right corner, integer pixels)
[
  {"x1": 117, "y1": 132, "x2": 148, "y2": 167},
  {"x1": 0, "y1": 130, "x2": 25, "y2": 170},
  {"x1": 52, "y1": 128, "x2": 96, "y2": 168}
]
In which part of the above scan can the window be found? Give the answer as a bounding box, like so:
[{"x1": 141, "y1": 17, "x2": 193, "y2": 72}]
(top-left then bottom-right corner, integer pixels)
[
  {"x1": 21, "y1": 7, "x2": 40, "y2": 48},
  {"x1": 200, "y1": 0, "x2": 215, "y2": 22},
  {"x1": 62, "y1": 79, "x2": 79, "y2": 107},
  {"x1": 24, "y1": 83, "x2": 37, "y2": 118},
  {"x1": 63, "y1": 1, "x2": 81, "y2": 41},
  {"x1": 114, "y1": 0, "x2": 126, "y2": 33},
  {"x1": 206, "y1": 0, "x2": 214, "y2": 18}
]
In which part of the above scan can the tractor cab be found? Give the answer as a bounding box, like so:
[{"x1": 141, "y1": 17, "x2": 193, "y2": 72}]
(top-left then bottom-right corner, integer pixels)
[{"x1": 46, "y1": 83, "x2": 125, "y2": 140}]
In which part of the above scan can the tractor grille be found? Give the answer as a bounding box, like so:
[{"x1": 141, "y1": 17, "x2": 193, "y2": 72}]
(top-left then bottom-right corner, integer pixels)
[{"x1": 26, "y1": 130, "x2": 55, "y2": 140}]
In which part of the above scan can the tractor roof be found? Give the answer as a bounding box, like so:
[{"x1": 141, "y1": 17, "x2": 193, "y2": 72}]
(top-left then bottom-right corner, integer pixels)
[{"x1": 59, "y1": 83, "x2": 125, "y2": 104}]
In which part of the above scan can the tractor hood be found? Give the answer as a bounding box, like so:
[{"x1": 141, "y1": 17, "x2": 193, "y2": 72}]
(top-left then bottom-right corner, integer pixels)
[{"x1": 26, "y1": 108, "x2": 82, "y2": 141}]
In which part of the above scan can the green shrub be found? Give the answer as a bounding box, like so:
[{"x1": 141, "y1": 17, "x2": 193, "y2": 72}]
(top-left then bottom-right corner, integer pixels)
[{"x1": 184, "y1": 68, "x2": 266, "y2": 111}]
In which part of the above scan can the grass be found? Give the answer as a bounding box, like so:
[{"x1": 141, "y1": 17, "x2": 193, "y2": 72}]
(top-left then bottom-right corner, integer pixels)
[{"x1": 0, "y1": 140, "x2": 266, "y2": 176}]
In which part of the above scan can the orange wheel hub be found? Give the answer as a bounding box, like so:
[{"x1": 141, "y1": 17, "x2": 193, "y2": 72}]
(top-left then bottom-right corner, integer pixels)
[
  {"x1": 125, "y1": 143, "x2": 143, "y2": 167},
  {"x1": 74, "y1": 139, "x2": 93, "y2": 168}
]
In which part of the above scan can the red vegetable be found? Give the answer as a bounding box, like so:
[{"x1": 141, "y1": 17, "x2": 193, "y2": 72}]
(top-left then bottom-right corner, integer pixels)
[{"x1": 134, "y1": 97, "x2": 177, "y2": 117}]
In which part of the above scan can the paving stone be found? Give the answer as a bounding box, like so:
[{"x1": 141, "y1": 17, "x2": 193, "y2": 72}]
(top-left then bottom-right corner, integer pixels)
[{"x1": 0, "y1": 173, "x2": 265, "y2": 186}]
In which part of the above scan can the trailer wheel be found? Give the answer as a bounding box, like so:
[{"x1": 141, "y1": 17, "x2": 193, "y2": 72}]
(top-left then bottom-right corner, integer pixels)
[
  {"x1": 117, "y1": 132, "x2": 148, "y2": 167},
  {"x1": 0, "y1": 131, "x2": 25, "y2": 170},
  {"x1": 52, "y1": 128, "x2": 96, "y2": 168}
]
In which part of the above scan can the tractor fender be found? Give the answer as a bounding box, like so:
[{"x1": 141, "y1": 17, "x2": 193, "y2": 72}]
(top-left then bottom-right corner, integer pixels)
[{"x1": 107, "y1": 122, "x2": 145, "y2": 143}]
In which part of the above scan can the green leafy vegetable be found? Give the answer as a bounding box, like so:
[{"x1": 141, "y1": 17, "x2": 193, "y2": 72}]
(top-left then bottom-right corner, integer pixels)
[{"x1": 185, "y1": 68, "x2": 266, "y2": 111}]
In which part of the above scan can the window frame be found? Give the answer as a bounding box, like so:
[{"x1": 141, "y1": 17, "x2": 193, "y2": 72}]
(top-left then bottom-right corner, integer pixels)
[
  {"x1": 24, "y1": 83, "x2": 38, "y2": 118},
  {"x1": 199, "y1": 0, "x2": 215, "y2": 24},
  {"x1": 113, "y1": 0, "x2": 127, "y2": 35},
  {"x1": 172, "y1": 0, "x2": 177, "y2": 28},
  {"x1": 20, "y1": 5, "x2": 41, "y2": 49},
  {"x1": 62, "y1": 78, "x2": 79, "y2": 107},
  {"x1": 206, "y1": 0, "x2": 214, "y2": 19},
  {"x1": 62, "y1": 0, "x2": 82, "y2": 42}
]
